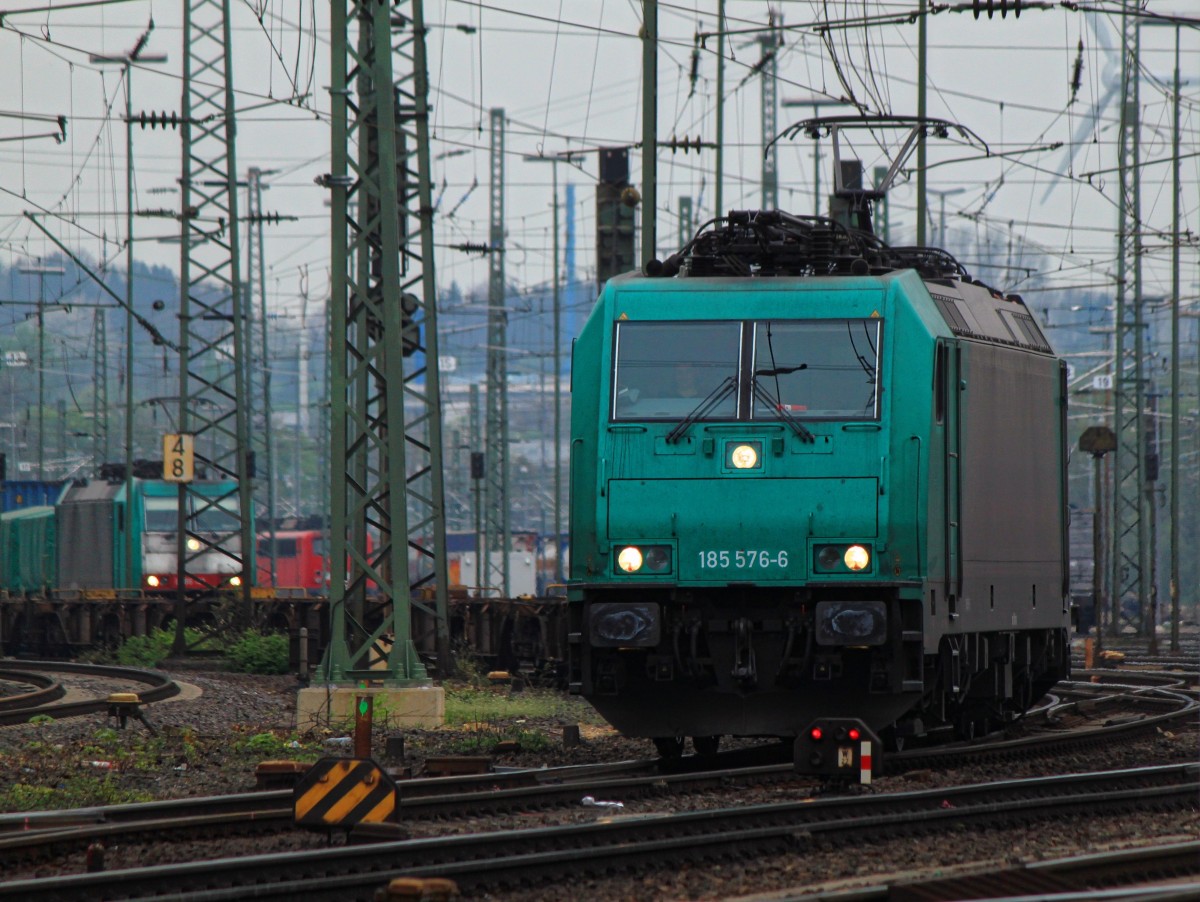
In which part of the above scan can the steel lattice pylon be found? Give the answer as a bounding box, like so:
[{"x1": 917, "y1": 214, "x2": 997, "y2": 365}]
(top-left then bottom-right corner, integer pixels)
[
  {"x1": 759, "y1": 24, "x2": 780, "y2": 212},
  {"x1": 484, "y1": 108, "x2": 509, "y2": 598},
  {"x1": 246, "y1": 167, "x2": 278, "y2": 587},
  {"x1": 177, "y1": 0, "x2": 254, "y2": 612},
  {"x1": 1110, "y1": 0, "x2": 1150, "y2": 636},
  {"x1": 322, "y1": 0, "x2": 450, "y2": 683},
  {"x1": 92, "y1": 309, "x2": 109, "y2": 467}
]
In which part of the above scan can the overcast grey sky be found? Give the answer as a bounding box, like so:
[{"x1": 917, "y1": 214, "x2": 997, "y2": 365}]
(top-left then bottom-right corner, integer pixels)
[{"x1": 0, "y1": 0, "x2": 1195, "y2": 328}]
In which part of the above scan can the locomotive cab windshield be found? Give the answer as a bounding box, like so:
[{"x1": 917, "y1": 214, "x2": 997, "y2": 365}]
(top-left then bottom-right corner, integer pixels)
[
  {"x1": 612, "y1": 321, "x2": 738, "y2": 420},
  {"x1": 612, "y1": 318, "x2": 882, "y2": 423},
  {"x1": 143, "y1": 494, "x2": 240, "y2": 533}
]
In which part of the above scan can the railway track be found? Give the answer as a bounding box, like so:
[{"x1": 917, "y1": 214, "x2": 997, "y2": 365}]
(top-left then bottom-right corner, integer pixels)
[
  {"x1": 787, "y1": 839, "x2": 1200, "y2": 901},
  {"x1": 0, "y1": 668, "x2": 62, "y2": 709},
  {"x1": 0, "y1": 758, "x2": 671, "y2": 865},
  {"x1": 0, "y1": 661, "x2": 178, "y2": 725},
  {"x1": 0, "y1": 673, "x2": 1193, "y2": 874},
  {"x1": 1076, "y1": 641, "x2": 1200, "y2": 673},
  {"x1": 2, "y1": 763, "x2": 1194, "y2": 901}
]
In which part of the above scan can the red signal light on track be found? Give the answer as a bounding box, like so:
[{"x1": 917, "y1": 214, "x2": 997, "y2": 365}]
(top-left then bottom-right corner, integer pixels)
[
  {"x1": 810, "y1": 727, "x2": 823, "y2": 741},
  {"x1": 848, "y1": 728, "x2": 861, "y2": 741}
]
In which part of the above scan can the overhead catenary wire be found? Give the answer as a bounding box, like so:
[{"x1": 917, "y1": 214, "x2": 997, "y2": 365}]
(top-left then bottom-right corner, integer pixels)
[{"x1": 0, "y1": 3, "x2": 1194, "y2": 377}]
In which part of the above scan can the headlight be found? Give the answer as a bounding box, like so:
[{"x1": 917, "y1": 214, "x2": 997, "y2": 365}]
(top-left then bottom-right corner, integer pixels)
[
  {"x1": 844, "y1": 545, "x2": 870, "y2": 571},
  {"x1": 615, "y1": 545, "x2": 672, "y2": 575},
  {"x1": 145, "y1": 575, "x2": 161, "y2": 588},
  {"x1": 730, "y1": 443, "x2": 758, "y2": 469},
  {"x1": 725, "y1": 440, "x2": 762, "y2": 470},
  {"x1": 813, "y1": 544, "x2": 873, "y2": 574},
  {"x1": 817, "y1": 545, "x2": 841, "y2": 570},
  {"x1": 229, "y1": 575, "x2": 242, "y2": 587},
  {"x1": 186, "y1": 537, "x2": 202, "y2": 552},
  {"x1": 617, "y1": 546, "x2": 643, "y2": 572},
  {"x1": 643, "y1": 546, "x2": 671, "y2": 572}
]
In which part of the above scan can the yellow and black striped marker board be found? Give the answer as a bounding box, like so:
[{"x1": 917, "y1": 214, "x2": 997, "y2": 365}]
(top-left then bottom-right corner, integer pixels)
[{"x1": 293, "y1": 757, "x2": 398, "y2": 829}]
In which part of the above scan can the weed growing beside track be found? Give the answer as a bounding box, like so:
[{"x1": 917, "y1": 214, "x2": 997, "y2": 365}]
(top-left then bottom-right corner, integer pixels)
[{"x1": 0, "y1": 668, "x2": 636, "y2": 813}]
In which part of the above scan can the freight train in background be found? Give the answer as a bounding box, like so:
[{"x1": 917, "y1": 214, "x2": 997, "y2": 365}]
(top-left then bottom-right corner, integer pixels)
[
  {"x1": 0, "y1": 471, "x2": 246, "y2": 596},
  {"x1": 0, "y1": 468, "x2": 249, "y2": 653},
  {"x1": 0, "y1": 473, "x2": 567, "y2": 675},
  {"x1": 252, "y1": 523, "x2": 562, "y2": 597},
  {"x1": 250, "y1": 525, "x2": 568, "y2": 680},
  {"x1": 568, "y1": 197, "x2": 1072, "y2": 777}
]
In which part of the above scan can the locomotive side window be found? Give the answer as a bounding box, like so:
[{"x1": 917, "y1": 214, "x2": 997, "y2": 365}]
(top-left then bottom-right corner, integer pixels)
[
  {"x1": 258, "y1": 537, "x2": 298, "y2": 557},
  {"x1": 612, "y1": 321, "x2": 741, "y2": 420},
  {"x1": 752, "y1": 319, "x2": 880, "y2": 420}
]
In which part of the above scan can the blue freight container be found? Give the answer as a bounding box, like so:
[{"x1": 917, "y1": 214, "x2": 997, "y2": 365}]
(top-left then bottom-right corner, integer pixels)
[{"x1": 2, "y1": 480, "x2": 65, "y2": 513}]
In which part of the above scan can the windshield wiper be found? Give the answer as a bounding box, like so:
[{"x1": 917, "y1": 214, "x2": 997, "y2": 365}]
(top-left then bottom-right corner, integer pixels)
[
  {"x1": 665, "y1": 375, "x2": 737, "y2": 444},
  {"x1": 751, "y1": 379, "x2": 814, "y2": 443},
  {"x1": 754, "y1": 363, "x2": 808, "y2": 377}
]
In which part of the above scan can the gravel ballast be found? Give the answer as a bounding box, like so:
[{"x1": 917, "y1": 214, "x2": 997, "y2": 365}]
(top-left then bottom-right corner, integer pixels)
[{"x1": 0, "y1": 665, "x2": 1195, "y2": 899}]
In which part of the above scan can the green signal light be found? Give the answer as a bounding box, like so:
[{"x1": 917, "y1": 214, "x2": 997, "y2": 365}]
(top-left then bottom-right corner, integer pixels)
[{"x1": 358, "y1": 699, "x2": 369, "y2": 716}]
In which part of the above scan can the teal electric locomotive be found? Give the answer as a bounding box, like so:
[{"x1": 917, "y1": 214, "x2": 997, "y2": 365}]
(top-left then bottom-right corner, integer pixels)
[
  {"x1": 0, "y1": 474, "x2": 245, "y2": 597},
  {"x1": 568, "y1": 209, "x2": 1070, "y2": 777}
]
